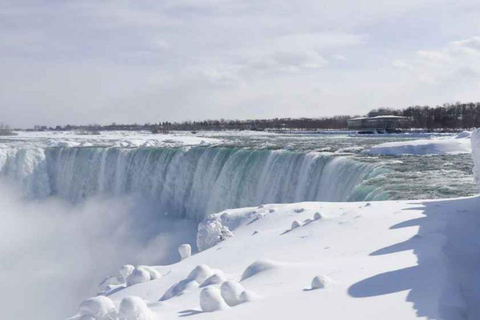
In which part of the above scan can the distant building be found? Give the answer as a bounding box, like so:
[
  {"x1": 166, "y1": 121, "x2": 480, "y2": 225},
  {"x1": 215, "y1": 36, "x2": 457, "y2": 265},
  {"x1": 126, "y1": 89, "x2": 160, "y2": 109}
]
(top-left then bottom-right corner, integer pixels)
[{"x1": 347, "y1": 115, "x2": 409, "y2": 133}]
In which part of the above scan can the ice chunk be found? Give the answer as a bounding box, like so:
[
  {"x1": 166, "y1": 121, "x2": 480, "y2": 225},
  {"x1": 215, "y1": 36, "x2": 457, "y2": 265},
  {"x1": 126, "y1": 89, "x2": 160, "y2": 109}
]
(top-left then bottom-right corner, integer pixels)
[
  {"x1": 178, "y1": 244, "x2": 192, "y2": 260},
  {"x1": 220, "y1": 281, "x2": 244, "y2": 306},
  {"x1": 118, "y1": 296, "x2": 152, "y2": 320},
  {"x1": 314, "y1": 212, "x2": 323, "y2": 220},
  {"x1": 126, "y1": 268, "x2": 150, "y2": 287},
  {"x1": 187, "y1": 265, "x2": 214, "y2": 283},
  {"x1": 241, "y1": 260, "x2": 279, "y2": 281},
  {"x1": 200, "y1": 273, "x2": 227, "y2": 287},
  {"x1": 79, "y1": 296, "x2": 117, "y2": 320},
  {"x1": 200, "y1": 287, "x2": 229, "y2": 312}
]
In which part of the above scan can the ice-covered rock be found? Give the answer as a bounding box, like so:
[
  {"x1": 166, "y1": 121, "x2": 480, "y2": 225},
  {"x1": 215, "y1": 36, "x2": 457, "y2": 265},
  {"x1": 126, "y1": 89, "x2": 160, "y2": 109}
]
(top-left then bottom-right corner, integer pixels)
[
  {"x1": 187, "y1": 265, "x2": 214, "y2": 283},
  {"x1": 200, "y1": 273, "x2": 227, "y2": 287},
  {"x1": 178, "y1": 244, "x2": 192, "y2": 260},
  {"x1": 314, "y1": 212, "x2": 323, "y2": 220},
  {"x1": 241, "y1": 259, "x2": 279, "y2": 281},
  {"x1": 118, "y1": 296, "x2": 152, "y2": 320},
  {"x1": 137, "y1": 266, "x2": 161, "y2": 280},
  {"x1": 79, "y1": 296, "x2": 117, "y2": 320},
  {"x1": 291, "y1": 220, "x2": 301, "y2": 230},
  {"x1": 200, "y1": 287, "x2": 229, "y2": 312},
  {"x1": 119, "y1": 265, "x2": 135, "y2": 281},
  {"x1": 197, "y1": 218, "x2": 234, "y2": 251},
  {"x1": 220, "y1": 281, "x2": 244, "y2": 306},
  {"x1": 472, "y1": 129, "x2": 480, "y2": 191},
  {"x1": 126, "y1": 268, "x2": 150, "y2": 287}
]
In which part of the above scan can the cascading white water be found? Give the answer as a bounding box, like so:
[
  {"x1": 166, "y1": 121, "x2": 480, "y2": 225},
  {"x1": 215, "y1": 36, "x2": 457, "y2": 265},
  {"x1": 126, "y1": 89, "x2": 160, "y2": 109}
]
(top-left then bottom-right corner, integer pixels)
[{"x1": 0, "y1": 146, "x2": 386, "y2": 220}]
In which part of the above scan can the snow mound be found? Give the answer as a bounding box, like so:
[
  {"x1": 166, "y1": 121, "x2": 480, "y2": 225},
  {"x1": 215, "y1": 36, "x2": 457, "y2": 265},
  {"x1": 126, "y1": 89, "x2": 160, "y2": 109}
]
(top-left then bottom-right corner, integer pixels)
[
  {"x1": 314, "y1": 212, "x2": 323, "y2": 220},
  {"x1": 366, "y1": 137, "x2": 472, "y2": 155},
  {"x1": 137, "y1": 266, "x2": 161, "y2": 280},
  {"x1": 241, "y1": 260, "x2": 280, "y2": 281},
  {"x1": 291, "y1": 220, "x2": 301, "y2": 230},
  {"x1": 118, "y1": 296, "x2": 152, "y2": 320},
  {"x1": 220, "y1": 281, "x2": 245, "y2": 306},
  {"x1": 188, "y1": 265, "x2": 214, "y2": 283},
  {"x1": 126, "y1": 268, "x2": 150, "y2": 287},
  {"x1": 311, "y1": 275, "x2": 329, "y2": 289},
  {"x1": 200, "y1": 287, "x2": 229, "y2": 312},
  {"x1": 200, "y1": 273, "x2": 227, "y2": 287},
  {"x1": 178, "y1": 244, "x2": 192, "y2": 260},
  {"x1": 472, "y1": 129, "x2": 480, "y2": 190},
  {"x1": 239, "y1": 290, "x2": 260, "y2": 303},
  {"x1": 79, "y1": 296, "x2": 117, "y2": 320}
]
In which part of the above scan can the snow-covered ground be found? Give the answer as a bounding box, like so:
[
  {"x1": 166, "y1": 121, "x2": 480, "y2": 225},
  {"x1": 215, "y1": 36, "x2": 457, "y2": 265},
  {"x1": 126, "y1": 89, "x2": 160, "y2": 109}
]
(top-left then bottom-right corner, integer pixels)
[
  {"x1": 69, "y1": 196, "x2": 480, "y2": 320},
  {"x1": 365, "y1": 131, "x2": 472, "y2": 155}
]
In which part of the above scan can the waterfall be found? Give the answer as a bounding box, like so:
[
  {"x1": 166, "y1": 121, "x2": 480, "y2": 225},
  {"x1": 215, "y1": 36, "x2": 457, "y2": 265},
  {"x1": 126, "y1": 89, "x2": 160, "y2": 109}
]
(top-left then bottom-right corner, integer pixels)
[{"x1": 0, "y1": 146, "x2": 387, "y2": 220}]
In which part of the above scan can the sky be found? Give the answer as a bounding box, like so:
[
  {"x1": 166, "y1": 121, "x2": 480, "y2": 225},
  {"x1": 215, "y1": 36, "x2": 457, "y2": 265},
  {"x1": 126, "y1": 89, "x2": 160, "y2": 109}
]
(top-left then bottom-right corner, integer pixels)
[{"x1": 1, "y1": 0, "x2": 480, "y2": 128}]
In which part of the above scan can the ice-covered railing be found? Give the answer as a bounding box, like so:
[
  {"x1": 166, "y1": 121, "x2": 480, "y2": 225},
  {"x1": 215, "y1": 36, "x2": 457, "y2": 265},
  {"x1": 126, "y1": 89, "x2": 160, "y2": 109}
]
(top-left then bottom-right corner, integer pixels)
[
  {"x1": 472, "y1": 129, "x2": 480, "y2": 190},
  {"x1": 0, "y1": 146, "x2": 387, "y2": 220}
]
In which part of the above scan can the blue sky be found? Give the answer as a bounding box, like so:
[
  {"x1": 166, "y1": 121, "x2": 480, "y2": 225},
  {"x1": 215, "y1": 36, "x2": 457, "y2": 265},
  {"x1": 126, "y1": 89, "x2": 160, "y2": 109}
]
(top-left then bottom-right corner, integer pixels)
[{"x1": 1, "y1": 0, "x2": 480, "y2": 127}]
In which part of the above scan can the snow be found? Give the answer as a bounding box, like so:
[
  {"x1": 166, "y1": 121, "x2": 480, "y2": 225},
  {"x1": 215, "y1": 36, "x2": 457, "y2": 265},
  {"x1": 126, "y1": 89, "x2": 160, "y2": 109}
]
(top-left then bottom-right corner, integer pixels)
[
  {"x1": 220, "y1": 281, "x2": 244, "y2": 306},
  {"x1": 118, "y1": 296, "x2": 152, "y2": 320},
  {"x1": 83, "y1": 193, "x2": 480, "y2": 320},
  {"x1": 199, "y1": 287, "x2": 229, "y2": 312},
  {"x1": 126, "y1": 269, "x2": 151, "y2": 287},
  {"x1": 366, "y1": 132, "x2": 472, "y2": 155},
  {"x1": 78, "y1": 296, "x2": 117, "y2": 320},
  {"x1": 199, "y1": 273, "x2": 227, "y2": 287},
  {"x1": 178, "y1": 244, "x2": 192, "y2": 261}
]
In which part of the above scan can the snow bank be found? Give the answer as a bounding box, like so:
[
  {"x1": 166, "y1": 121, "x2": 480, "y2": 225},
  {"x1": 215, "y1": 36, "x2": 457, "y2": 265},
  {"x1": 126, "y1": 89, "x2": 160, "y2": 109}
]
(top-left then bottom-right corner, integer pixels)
[
  {"x1": 472, "y1": 129, "x2": 480, "y2": 190},
  {"x1": 366, "y1": 134, "x2": 472, "y2": 155}
]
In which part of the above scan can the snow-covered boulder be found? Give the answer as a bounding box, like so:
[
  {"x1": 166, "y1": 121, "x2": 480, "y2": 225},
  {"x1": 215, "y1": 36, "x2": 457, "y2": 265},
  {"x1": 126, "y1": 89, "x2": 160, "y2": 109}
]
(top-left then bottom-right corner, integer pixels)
[
  {"x1": 241, "y1": 259, "x2": 279, "y2": 281},
  {"x1": 472, "y1": 129, "x2": 480, "y2": 190},
  {"x1": 187, "y1": 265, "x2": 214, "y2": 283},
  {"x1": 314, "y1": 212, "x2": 323, "y2": 220},
  {"x1": 79, "y1": 296, "x2": 117, "y2": 320},
  {"x1": 178, "y1": 244, "x2": 192, "y2": 260},
  {"x1": 118, "y1": 296, "x2": 152, "y2": 320},
  {"x1": 220, "y1": 281, "x2": 244, "y2": 306},
  {"x1": 239, "y1": 290, "x2": 259, "y2": 303},
  {"x1": 126, "y1": 268, "x2": 150, "y2": 287},
  {"x1": 160, "y1": 279, "x2": 198, "y2": 301},
  {"x1": 200, "y1": 273, "x2": 227, "y2": 287},
  {"x1": 197, "y1": 218, "x2": 234, "y2": 251},
  {"x1": 200, "y1": 287, "x2": 229, "y2": 312}
]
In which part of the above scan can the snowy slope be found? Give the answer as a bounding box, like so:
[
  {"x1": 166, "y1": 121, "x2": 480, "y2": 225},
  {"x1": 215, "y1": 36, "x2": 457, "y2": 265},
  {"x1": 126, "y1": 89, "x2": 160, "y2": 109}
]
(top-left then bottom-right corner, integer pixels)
[
  {"x1": 366, "y1": 132, "x2": 472, "y2": 155},
  {"x1": 70, "y1": 197, "x2": 480, "y2": 320}
]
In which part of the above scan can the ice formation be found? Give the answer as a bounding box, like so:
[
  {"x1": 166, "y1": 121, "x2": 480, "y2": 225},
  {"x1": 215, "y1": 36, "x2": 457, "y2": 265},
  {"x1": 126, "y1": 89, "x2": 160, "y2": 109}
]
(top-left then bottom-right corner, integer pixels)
[
  {"x1": 119, "y1": 265, "x2": 135, "y2": 281},
  {"x1": 178, "y1": 244, "x2": 192, "y2": 260},
  {"x1": 79, "y1": 296, "x2": 117, "y2": 320},
  {"x1": 220, "y1": 281, "x2": 244, "y2": 306},
  {"x1": 197, "y1": 218, "x2": 234, "y2": 251},
  {"x1": 118, "y1": 296, "x2": 152, "y2": 320},
  {"x1": 199, "y1": 287, "x2": 229, "y2": 312},
  {"x1": 311, "y1": 275, "x2": 327, "y2": 289},
  {"x1": 137, "y1": 266, "x2": 161, "y2": 280},
  {"x1": 314, "y1": 212, "x2": 323, "y2": 220},
  {"x1": 187, "y1": 265, "x2": 214, "y2": 283},
  {"x1": 291, "y1": 220, "x2": 301, "y2": 230}
]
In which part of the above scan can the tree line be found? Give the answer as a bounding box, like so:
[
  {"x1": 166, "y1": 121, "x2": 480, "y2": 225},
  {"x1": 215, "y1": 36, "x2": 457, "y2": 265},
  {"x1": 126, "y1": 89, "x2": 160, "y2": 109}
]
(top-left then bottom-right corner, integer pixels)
[{"x1": 28, "y1": 101, "x2": 480, "y2": 132}]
